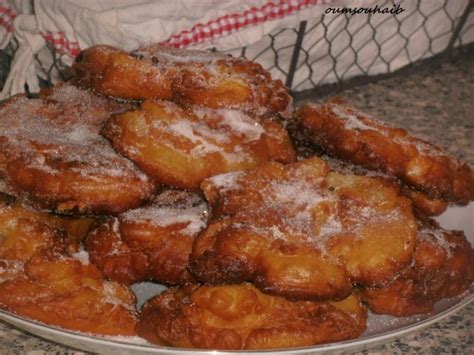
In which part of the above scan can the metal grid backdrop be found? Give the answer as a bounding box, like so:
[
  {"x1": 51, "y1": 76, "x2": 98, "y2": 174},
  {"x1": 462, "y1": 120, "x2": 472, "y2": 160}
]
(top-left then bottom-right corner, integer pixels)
[
  {"x1": 0, "y1": 0, "x2": 473, "y2": 94},
  {"x1": 219, "y1": 0, "x2": 473, "y2": 93}
]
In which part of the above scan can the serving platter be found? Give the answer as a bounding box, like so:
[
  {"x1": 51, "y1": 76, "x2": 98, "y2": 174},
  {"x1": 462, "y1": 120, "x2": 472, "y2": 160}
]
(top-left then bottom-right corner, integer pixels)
[{"x1": 1, "y1": 203, "x2": 473, "y2": 354}]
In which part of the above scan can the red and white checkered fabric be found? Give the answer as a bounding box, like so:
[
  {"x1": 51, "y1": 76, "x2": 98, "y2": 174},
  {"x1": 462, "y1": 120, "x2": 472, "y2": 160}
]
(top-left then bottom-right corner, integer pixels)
[
  {"x1": 1, "y1": 0, "x2": 330, "y2": 57},
  {"x1": 40, "y1": 31, "x2": 81, "y2": 57},
  {"x1": 0, "y1": 4, "x2": 15, "y2": 32},
  {"x1": 160, "y1": 0, "x2": 331, "y2": 48},
  {"x1": 0, "y1": 2, "x2": 81, "y2": 57}
]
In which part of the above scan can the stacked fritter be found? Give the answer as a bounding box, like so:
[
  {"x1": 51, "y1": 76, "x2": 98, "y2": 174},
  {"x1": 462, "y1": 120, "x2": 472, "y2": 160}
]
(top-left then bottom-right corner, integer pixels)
[
  {"x1": 0, "y1": 44, "x2": 472, "y2": 351},
  {"x1": 291, "y1": 98, "x2": 474, "y2": 316},
  {"x1": 0, "y1": 197, "x2": 137, "y2": 336},
  {"x1": 0, "y1": 83, "x2": 153, "y2": 214},
  {"x1": 293, "y1": 98, "x2": 474, "y2": 215}
]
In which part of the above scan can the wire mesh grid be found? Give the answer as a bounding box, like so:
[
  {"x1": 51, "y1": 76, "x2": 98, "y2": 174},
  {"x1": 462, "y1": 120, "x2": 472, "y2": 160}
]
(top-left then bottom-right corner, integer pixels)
[
  {"x1": 0, "y1": 0, "x2": 472, "y2": 94},
  {"x1": 221, "y1": 0, "x2": 473, "y2": 92}
]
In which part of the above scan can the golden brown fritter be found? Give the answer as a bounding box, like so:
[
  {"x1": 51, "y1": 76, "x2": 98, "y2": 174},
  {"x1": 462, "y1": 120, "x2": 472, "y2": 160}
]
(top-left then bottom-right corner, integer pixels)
[
  {"x1": 102, "y1": 99, "x2": 296, "y2": 190},
  {"x1": 191, "y1": 157, "x2": 417, "y2": 301},
  {"x1": 136, "y1": 283, "x2": 367, "y2": 350},
  {"x1": 293, "y1": 99, "x2": 474, "y2": 205},
  {"x1": 2, "y1": 84, "x2": 130, "y2": 196},
  {"x1": 0, "y1": 251, "x2": 138, "y2": 336},
  {"x1": 0, "y1": 197, "x2": 94, "y2": 282},
  {"x1": 85, "y1": 190, "x2": 209, "y2": 285},
  {"x1": 321, "y1": 155, "x2": 448, "y2": 217},
  {"x1": 38, "y1": 82, "x2": 134, "y2": 130},
  {"x1": 401, "y1": 188, "x2": 448, "y2": 217},
  {"x1": 361, "y1": 218, "x2": 474, "y2": 316},
  {"x1": 72, "y1": 44, "x2": 291, "y2": 116},
  {"x1": 0, "y1": 198, "x2": 137, "y2": 335},
  {"x1": 0, "y1": 88, "x2": 154, "y2": 215},
  {"x1": 0, "y1": 199, "x2": 69, "y2": 266}
]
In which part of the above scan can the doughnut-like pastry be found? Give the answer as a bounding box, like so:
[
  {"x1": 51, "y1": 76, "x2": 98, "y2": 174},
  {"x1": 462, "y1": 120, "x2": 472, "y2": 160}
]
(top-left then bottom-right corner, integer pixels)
[
  {"x1": 72, "y1": 44, "x2": 291, "y2": 116},
  {"x1": 191, "y1": 157, "x2": 417, "y2": 301},
  {"x1": 361, "y1": 217, "x2": 474, "y2": 316},
  {"x1": 102, "y1": 100, "x2": 296, "y2": 190},
  {"x1": 0, "y1": 197, "x2": 94, "y2": 281},
  {"x1": 0, "y1": 251, "x2": 138, "y2": 336},
  {"x1": 0, "y1": 197, "x2": 137, "y2": 336},
  {"x1": 321, "y1": 155, "x2": 448, "y2": 216},
  {"x1": 0, "y1": 90, "x2": 154, "y2": 214},
  {"x1": 0, "y1": 199, "x2": 69, "y2": 266},
  {"x1": 136, "y1": 283, "x2": 367, "y2": 350},
  {"x1": 293, "y1": 99, "x2": 474, "y2": 204},
  {"x1": 85, "y1": 190, "x2": 208, "y2": 285},
  {"x1": 400, "y1": 188, "x2": 448, "y2": 217},
  {"x1": 38, "y1": 82, "x2": 134, "y2": 130}
]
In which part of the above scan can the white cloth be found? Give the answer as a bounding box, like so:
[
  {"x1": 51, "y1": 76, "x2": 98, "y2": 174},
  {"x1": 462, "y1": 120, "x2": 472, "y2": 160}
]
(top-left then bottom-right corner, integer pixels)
[
  {"x1": 35, "y1": 0, "x2": 265, "y2": 52},
  {"x1": 0, "y1": 13, "x2": 44, "y2": 99}
]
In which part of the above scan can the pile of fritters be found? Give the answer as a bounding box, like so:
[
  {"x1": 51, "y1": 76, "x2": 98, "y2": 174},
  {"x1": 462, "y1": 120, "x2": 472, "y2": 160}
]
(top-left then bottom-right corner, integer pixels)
[
  {"x1": 0, "y1": 44, "x2": 472, "y2": 351},
  {"x1": 0, "y1": 197, "x2": 137, "y2": 336},
  {"x1": 293, "y1": 99, "x2": 474, "y2": 213}
]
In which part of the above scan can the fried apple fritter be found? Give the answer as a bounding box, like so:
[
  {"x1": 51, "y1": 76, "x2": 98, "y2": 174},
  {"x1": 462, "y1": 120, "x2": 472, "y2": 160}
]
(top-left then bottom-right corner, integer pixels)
[
  {"x1": 321, "y1": 155, "x2": 448, "y2": 217},
  {"x1": 0, "y1": 88, "x2": 154, "y2": 214},
  {"x1": 0, "y1": 251, "x2": 138, "y2": 336},
  {"x1": 85, "y1": 190, "x2": 209, "y2": 285},
  {"x1": 0, "y1": 198, "x2": 94, "y2": 282},
  {"x1": 72, "y1": 45, "x2": 291, "y2": 116},
  {"x1": 361, "y1": 218, "x2": 474, "y2": 316},
  {"x1": 38, "y1": 82, "x2": 134, "y2": 130},
  {"x1": 191, "y1": 157, "x2": 417, "y2": 301},
  {"x1": 1, "y1": 83, "x2": 131, "y2": 201},
  {"x1": 102, "y1": 100, "x2": 296, "y2": 190},
  {"x1": 0, "y1": 200, "x2": 69, "y2": 266},
  {"x1": 0, "y1": 198, "x2": 137, "y2": 336},
  {"x1": 401, "y1": 188, "x2": 448, "y2": 216},
  {"x1": 136, "y1": 283, "x2": 367, "y2": 350},
  {"x1": 293, "y1": 99, "x2": 474, "y2": 205}
]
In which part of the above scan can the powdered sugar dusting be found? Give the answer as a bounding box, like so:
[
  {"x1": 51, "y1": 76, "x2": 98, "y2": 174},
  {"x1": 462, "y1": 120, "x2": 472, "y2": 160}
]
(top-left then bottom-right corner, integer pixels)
[
  {"x1": 164, "y1": 120, "x2": 224, "y2": 156},
  {"x1": 142, "y1": 101, "x2": 269, "y2": 162},
  {"x1": 0, "y1": 94, "x2": 150, "y2": 185},
  {"x1": 72, "y1": 248, "x2": 90, "y2": 265},
  {"x1": 209, "y1": 164, "x2": 345, "y2": 248},
  {"x1": 330, "y1": 102, "x2": 448, "y2": 159},
  {"x1": 418, "y1": 225, "x2": 456, "y2": 257},
  {"x1": 269, "y1": 180, "x2": 326, "y2": 208},
  {"x1": 331, "y1": 105, "x2": 382, "y2": 132},
  {"x1": 194, "y1": 108, "x2": 264, "y2": 141},
  {"x1": 41, "y1": 83, "x2": 132, "y2": 130},
  {"x1": 318, "y1": 214, "x2": 343, "y2": 236},
  {"x1": 101, "y1": 282, "x2": 136, "y2": 312},
  {"x1": 263, "y1": 178, "x2": 340, "y2": 240},
  {"x1": 127, "y1": 44, "x2": 290, "y2": 114},
  {"x1": 122, "y1": 190, "x2": 208, "y2": 236},
  {"x1": 206, "y1": 171, "x2": 244, "y2": 192},
  {"x1": 64, "y1": 125, "x2": 93, "y2": 143},
  {"x1": 410, "y1": 139, "x2": 446, "y2": 157},
  {"x1": 0, "y1": 260, "x2": 24, "y2": 283},
  {"x1": 207, "y1": 159, "x2": 413, "y2": 255}
]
